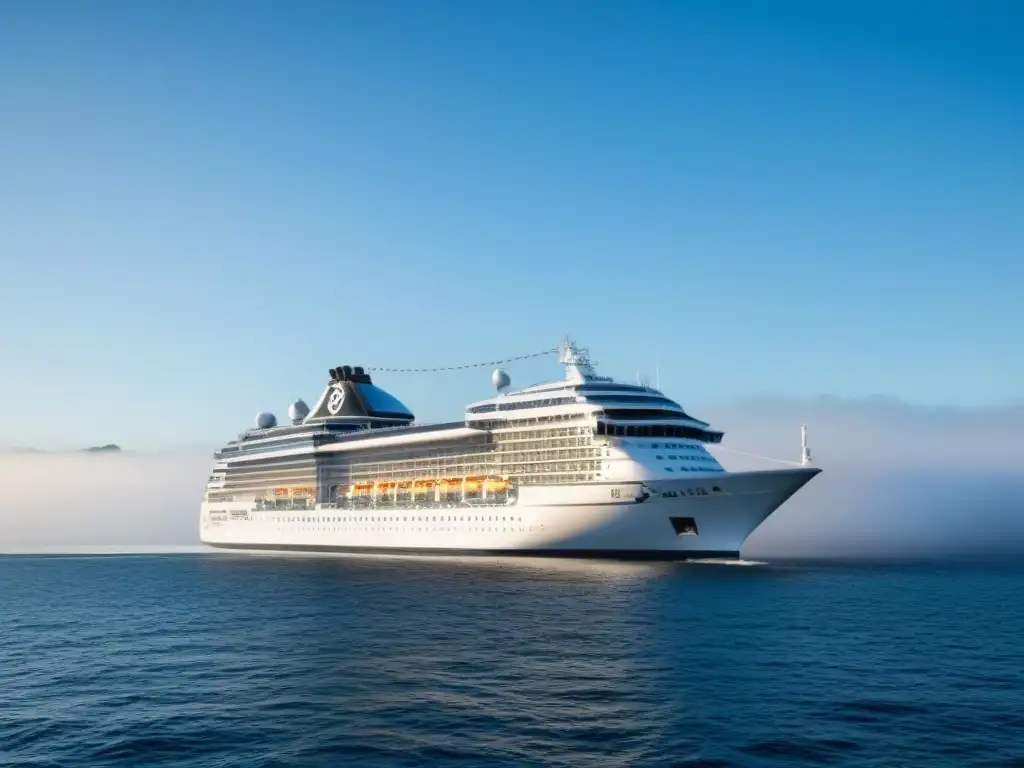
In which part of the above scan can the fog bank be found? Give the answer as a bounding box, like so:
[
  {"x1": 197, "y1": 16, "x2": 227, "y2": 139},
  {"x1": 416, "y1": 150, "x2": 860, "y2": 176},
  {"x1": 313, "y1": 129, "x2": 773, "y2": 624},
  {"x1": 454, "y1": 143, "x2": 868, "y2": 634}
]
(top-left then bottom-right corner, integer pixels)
[
  {"x1": 705, "y1": 397, "x2": 1024, "y2": 559},
  {"x1": 0, "y1": 452, "x2": 210, "y2": 550},
  {"x1": 1, "y1": 397, "x2": 1022, "y2": 558}
]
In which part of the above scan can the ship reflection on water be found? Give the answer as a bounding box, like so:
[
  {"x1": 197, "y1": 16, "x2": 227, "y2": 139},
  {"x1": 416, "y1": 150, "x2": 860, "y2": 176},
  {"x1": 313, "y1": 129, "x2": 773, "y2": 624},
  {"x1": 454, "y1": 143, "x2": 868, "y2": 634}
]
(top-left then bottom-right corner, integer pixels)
[{"x1": 204, "y1": 548, "x2": 772, "y2": 584}]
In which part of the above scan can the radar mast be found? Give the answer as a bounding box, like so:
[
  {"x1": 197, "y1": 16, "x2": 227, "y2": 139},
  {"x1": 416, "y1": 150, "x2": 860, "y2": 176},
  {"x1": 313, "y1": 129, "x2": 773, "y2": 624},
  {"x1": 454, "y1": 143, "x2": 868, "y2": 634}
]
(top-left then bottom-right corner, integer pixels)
[{"x1": 559, "y1": 337, "x2": 613, "y2": 383}]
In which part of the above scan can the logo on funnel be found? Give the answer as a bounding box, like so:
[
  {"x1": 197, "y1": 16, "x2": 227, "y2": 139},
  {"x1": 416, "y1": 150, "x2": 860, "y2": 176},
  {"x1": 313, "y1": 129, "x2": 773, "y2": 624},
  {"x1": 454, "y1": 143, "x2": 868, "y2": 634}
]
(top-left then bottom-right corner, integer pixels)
[{"x1": 326, "y1": 385, "x2": 346, "y2": 415}]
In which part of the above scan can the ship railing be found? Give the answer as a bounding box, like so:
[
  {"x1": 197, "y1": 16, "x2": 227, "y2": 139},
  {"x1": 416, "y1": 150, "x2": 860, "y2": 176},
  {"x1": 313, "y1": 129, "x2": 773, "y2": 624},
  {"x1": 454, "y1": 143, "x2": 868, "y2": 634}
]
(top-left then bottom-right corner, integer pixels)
[{"x1": 317, "y1": 493, "x2": 517, "y2": 510}]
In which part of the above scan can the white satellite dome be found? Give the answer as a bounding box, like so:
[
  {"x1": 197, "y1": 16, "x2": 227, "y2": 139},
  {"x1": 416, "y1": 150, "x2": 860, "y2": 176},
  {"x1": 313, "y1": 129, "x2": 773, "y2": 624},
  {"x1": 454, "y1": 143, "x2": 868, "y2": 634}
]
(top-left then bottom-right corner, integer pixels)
[
  {"x1": 288, "y1": 398, "x2": 310, "y2": 424},
  {"x1": 492, "y1": 368, "x2": 511, "y2": 392},
  {"x1": 255, "y1": 411, "x2": 277, "y2": 429}
]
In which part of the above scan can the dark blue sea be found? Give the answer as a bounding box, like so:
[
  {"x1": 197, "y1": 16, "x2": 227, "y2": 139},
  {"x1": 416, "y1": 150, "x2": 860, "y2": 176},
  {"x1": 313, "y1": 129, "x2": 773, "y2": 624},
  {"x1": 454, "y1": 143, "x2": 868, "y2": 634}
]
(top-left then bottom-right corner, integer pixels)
[{"x1": 1, "y1": 553, "x2": 1022, "y2": 768}]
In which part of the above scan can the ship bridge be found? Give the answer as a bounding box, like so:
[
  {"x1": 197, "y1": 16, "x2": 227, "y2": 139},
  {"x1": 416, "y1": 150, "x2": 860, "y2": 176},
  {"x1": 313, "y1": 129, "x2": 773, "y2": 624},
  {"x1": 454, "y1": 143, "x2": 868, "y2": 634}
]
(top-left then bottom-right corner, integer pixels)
[{"x1": 464, "y1": 341, "x2": 723, "y2": 444}]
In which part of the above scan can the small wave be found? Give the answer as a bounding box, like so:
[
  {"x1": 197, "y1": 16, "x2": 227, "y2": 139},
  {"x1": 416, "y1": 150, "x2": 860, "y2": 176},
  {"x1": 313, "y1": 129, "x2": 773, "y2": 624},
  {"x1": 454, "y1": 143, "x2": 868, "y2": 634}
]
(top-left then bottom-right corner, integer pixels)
[
  {"x1": 833, "y1": 700, "x2": 930, "y2": 720},
  {"x1": 0, "y1": 545, "x2": 212, "y2": 556},
  {"x1": 1, "y1": 546, "x2": 1021, "y2": 768},
  {"x1": 740, "y1": 737, "x2": 860, "y2": 762}
]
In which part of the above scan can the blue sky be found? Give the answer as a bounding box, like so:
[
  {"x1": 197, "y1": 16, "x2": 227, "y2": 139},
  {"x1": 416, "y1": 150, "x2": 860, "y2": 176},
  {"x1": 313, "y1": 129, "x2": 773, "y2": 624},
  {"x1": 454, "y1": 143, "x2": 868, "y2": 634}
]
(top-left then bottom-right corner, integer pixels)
[{"x1": 1, "y1": 0, "x2": 1021, "y2": 450}]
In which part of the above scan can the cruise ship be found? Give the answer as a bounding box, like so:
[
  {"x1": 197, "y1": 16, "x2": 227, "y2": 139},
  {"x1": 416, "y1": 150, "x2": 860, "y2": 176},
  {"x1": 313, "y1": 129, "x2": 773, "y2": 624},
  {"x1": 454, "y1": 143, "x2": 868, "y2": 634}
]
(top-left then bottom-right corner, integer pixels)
[{"x1": 199, "y1": 341, "x2": 820, "y2": 559}]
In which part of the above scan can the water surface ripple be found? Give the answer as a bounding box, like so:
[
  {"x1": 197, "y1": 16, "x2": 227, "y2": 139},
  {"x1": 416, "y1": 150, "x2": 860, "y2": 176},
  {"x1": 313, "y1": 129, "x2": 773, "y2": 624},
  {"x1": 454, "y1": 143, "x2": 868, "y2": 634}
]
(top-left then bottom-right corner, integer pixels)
[{"x1": 1, "y1": 554, "x2": 1022, "y2": 767}]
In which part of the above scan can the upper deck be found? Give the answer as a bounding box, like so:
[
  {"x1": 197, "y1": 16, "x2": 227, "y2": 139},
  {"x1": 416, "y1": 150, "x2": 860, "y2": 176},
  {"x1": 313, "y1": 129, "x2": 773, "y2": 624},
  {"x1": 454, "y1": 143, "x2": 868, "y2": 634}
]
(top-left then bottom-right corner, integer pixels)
[
  {"x1": 464, "y1": 341, "x2": 722, "y2": 443},
  {"x1": 214, "y1": 339, "x2": 725, "y2": 467}
]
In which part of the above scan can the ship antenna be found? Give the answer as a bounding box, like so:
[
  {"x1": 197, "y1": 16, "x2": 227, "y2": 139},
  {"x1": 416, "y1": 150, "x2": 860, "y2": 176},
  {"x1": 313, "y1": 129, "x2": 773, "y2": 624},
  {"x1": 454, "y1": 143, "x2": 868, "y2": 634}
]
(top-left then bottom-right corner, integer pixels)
[
  {"x1": 800, "y1": 424, "x2": 812, "y2": 466},
  {"x1": 559, "y1": 337, "x2": 598, "y2": 382}
]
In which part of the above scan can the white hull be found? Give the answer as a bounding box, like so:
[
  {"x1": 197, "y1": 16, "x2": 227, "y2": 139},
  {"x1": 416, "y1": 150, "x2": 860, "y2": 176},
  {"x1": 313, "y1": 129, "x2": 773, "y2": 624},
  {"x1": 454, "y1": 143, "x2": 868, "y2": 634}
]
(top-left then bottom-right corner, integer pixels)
[{"x1": 200, "y1": 468, "x2": 819, "y2": 559}]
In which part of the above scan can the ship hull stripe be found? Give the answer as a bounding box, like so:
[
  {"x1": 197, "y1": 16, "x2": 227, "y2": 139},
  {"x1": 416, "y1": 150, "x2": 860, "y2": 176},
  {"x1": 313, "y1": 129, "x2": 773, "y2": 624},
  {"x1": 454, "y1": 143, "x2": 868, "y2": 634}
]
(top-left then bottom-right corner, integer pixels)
[{"x1": 204, "y1": 542, "x2": 740, "y2": 560}]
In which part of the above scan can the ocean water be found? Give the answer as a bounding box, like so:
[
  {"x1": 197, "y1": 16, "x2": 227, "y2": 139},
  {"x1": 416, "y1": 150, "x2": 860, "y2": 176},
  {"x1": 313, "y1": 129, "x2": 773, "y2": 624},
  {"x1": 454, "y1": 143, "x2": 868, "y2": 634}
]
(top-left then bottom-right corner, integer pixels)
[{"x1": 1, "y1": 554, "x2": 1022, "y2": 767}]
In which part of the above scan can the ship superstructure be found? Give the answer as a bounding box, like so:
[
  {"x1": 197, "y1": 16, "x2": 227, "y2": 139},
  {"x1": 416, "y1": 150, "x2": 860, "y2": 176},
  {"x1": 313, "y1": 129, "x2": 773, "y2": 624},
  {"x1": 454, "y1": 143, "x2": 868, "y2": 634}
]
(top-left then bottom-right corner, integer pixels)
[{"x1": 200, "y1": 341, "x2": 820, "y2": 558}]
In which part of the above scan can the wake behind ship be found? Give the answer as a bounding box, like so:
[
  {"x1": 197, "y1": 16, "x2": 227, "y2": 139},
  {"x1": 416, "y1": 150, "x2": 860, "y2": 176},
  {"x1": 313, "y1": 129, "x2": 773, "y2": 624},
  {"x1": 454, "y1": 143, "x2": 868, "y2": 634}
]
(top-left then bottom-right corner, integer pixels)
[{"x1": 200, "y1": 341, "x2": 820, "y2": 559}]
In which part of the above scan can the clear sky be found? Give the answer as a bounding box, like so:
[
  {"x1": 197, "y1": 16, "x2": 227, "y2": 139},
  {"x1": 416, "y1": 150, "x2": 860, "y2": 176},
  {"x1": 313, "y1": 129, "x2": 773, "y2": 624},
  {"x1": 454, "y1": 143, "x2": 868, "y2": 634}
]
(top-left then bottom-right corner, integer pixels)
[{"x1": 1, "y1": 0, "x2": 1021, "y2": 450}]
